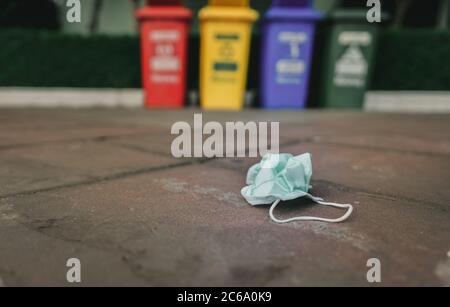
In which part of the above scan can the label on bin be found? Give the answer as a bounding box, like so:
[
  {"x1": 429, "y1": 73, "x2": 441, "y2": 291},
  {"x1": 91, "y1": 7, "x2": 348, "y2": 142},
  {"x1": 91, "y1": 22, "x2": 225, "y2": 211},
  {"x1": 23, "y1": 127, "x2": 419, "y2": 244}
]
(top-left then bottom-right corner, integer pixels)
[
  {"x1": 338, "y1": 31, "x2": 371, "y2": 46},
  {"x1": 333, "y1": 31, "x2": 371, "y2": 88},
  {"x1": 149, "y1": 30, "x2": 181, "y2": 84},
  {"x1": 277, "y1": 60, "x2": 305, "y2": 75},
  {"x1": 275, "y1": 31, "x2": 308, "y2": 85},
  {"x1": 212, "y1": 33, "x2": 240, "y2": 82}
]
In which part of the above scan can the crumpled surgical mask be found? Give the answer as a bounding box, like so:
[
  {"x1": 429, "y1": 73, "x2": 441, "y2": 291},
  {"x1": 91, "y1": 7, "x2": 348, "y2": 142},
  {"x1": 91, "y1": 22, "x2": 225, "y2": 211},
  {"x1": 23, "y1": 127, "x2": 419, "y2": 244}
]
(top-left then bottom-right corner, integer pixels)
[{"x1": 241, "y1": 153, "x2": 353, "y2": 223}]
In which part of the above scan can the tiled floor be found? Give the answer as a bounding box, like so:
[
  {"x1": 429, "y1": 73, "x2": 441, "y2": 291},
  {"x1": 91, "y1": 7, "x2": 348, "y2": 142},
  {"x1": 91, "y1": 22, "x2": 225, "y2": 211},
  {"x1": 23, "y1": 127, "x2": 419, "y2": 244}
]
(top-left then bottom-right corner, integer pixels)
[{"x1": 0, "y1": 108, "x2": 449, "y2": 286}]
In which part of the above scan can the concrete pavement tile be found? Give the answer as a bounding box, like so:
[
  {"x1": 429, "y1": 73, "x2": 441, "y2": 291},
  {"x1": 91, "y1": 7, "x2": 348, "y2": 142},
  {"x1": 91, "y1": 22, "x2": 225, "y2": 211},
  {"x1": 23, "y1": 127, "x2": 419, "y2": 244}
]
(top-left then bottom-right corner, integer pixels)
[
  {"x1": 94, "y1": 109, "x2": 323, "y2": 130},
  {"x1": 0, "y1": 110, "x2": 153, "y2": 148},
  {"x1": 281, "y1": 142, "x2": 450, "y2": 206},
  {"x1": 0, "y1": 153, "x2": 87, "y2": 197},
  {"x1": 280, "y1": 115, "x2": 450, "y2": 155},
  {"x1": 0, "y1": 122, "x2": 151, "y2": 149},
  {"x1": 108, "y1": 130, "x2": 175, "y2": 157},
  {"x1": 108, "y1": 128, "x2": 282, "y2": 158},
  {"x1": 0, "y1": 140, "x2": 180, "y2": 197},
  {"x1": 0, "y1": 203, "x2": 147, "y2": 286},
  {"x1": 4, "y1": 162, "x2": 449, "y2": 286},
  {"x1": 0, "y1": 109, "x2": 449, "y2": 286},
  {"x1": 281, "y1": 113, "x2": 450, "y2": 139}
]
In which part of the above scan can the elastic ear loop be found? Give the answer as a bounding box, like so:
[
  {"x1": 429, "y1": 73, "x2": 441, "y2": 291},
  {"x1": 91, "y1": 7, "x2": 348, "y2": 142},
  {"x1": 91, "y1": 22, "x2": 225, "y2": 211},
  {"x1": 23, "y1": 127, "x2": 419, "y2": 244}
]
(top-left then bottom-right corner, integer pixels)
[{"x1": 269, "y1": 195, "x2": 353, "y2": 223}]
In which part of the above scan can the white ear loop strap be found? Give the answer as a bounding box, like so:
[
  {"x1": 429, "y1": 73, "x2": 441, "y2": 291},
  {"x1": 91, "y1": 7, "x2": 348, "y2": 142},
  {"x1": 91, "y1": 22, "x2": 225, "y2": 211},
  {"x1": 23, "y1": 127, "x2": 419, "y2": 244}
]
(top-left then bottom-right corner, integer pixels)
[{"x1": 269, "y1": 195, "x2": 353, "y2": 224}]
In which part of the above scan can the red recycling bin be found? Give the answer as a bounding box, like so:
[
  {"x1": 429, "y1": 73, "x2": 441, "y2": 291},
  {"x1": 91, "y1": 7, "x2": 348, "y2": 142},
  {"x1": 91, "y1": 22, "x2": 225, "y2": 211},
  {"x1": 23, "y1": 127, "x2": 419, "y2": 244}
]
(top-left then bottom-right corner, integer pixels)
[{"x1": 136, "y1": 1, "x2": 192, "y2": 108}]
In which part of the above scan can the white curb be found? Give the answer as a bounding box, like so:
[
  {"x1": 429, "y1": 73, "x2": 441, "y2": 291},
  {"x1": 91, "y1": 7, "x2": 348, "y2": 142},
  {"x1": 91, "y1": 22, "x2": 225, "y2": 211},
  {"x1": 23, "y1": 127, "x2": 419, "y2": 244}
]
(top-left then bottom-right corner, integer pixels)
[
  {"x1": 0, "y1": 87, "x2": 143, "y2": 108},
  {"x1": 365, "y1": 91, "x2": 450, "y2": 114}
]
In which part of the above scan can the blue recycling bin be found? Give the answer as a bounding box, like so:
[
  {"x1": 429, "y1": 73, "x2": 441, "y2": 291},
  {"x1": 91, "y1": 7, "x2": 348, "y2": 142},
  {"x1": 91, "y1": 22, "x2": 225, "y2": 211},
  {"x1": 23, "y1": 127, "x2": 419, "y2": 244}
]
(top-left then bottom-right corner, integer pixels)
[{"x1": 260, "y1": 0, "x2": 323, "y2": 109}]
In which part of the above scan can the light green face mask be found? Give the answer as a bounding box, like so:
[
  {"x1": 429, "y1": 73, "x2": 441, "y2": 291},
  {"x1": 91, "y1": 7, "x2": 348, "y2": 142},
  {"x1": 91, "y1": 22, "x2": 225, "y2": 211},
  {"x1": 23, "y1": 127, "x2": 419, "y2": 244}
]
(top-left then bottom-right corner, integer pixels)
[{"x1": 241, "y1": 153, "x2": 353, "y2": 223}]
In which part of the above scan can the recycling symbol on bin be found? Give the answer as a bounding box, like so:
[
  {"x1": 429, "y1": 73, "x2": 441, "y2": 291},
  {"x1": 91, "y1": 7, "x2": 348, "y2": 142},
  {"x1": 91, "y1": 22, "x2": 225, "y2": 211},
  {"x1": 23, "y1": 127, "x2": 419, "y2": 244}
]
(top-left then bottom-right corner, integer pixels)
[
  {"x1": 219, "y1": 42, "x2": 235, "y2": 58},
  {"x1": 335, "y1": 44, "x2": 368, "y2": 76}
]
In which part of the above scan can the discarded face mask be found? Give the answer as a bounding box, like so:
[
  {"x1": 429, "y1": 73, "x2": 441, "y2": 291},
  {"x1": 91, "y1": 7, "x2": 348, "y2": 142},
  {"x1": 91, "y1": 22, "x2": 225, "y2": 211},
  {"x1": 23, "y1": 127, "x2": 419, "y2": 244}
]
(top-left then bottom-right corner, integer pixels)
[{"x1": 241, "y1": 153, "x2": 353, "y2": 223}]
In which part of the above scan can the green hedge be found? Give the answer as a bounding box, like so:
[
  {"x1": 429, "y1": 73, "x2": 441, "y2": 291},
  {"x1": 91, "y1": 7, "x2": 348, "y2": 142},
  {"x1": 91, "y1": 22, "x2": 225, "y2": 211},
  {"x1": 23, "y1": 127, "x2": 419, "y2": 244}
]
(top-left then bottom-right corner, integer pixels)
[
  {"x1": 1, "y1": 28, "x2": 450, "y2": 91},
  {"x1": 371, "y1": 29, "x2": 450, "y2": 91},
  {"x1": 0, "y1": 30, "x2": 141, "y2": 88}
]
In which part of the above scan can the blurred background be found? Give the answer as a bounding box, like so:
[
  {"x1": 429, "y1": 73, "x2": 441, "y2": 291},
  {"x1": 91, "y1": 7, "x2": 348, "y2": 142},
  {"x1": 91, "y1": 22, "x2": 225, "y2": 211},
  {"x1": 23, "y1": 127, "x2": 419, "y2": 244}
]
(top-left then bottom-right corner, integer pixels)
[{"x1": 0, "y1": 0, "x2": 449, "y2": 111}]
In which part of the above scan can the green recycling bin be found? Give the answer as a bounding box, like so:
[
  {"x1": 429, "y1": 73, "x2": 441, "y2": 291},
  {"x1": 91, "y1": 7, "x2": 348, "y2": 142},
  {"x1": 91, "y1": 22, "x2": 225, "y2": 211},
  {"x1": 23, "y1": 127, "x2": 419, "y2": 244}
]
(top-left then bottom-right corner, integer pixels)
[{"x1": 318, "y1": 10, "x2": 379, "y2": 109}]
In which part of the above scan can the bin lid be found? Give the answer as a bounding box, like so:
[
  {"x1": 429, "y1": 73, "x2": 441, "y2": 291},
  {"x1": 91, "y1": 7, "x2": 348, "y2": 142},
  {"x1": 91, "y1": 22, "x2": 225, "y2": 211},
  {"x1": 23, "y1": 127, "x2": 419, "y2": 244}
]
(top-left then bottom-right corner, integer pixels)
[
  {"x1": 331, "y1": 9, "x2": 368, "y2": 21},
  {"x1": 200, "y1": 6, "x2": 258, "y2": 22},
  {"x1": 329, "y1": 9, "x2": 388, "y2": 22},
  {"x1": 266, "y1": 0, "x2": 322, "y2": 22},
  {"x1": 210, "y1": 0, "x2": 249, "y2": 7},
  {"x1": 266, "y1": 8, "x2": 322, "y2": 21},
  {"x1": 148, "y1": 0, "x2": 182, "y2": 5},
  {"x1": 266, "y1": 0, "x2": 322, "y2": 21},
  {"x1": 272, "y1": 0, "x2": 312, "y2": 7},
  {"x1": 136, "y1": 6, "x2": 192, "y2": 20}
]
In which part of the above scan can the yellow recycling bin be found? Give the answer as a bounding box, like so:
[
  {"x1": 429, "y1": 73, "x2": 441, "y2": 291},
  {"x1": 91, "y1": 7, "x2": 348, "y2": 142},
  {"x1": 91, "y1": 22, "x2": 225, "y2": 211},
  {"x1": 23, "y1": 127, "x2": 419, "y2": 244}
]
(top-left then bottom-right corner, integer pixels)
[{"x1": 199, "y1": 0, "x2": 259, "y2": 110}]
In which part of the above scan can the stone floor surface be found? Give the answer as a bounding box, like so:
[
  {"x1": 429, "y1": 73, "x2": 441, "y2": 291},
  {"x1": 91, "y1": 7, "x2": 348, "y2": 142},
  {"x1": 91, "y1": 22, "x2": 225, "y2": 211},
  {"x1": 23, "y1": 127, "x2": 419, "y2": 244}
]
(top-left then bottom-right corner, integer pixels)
[{"x1": 0, "y1": 108, "x2": 449, "y2": 286}]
